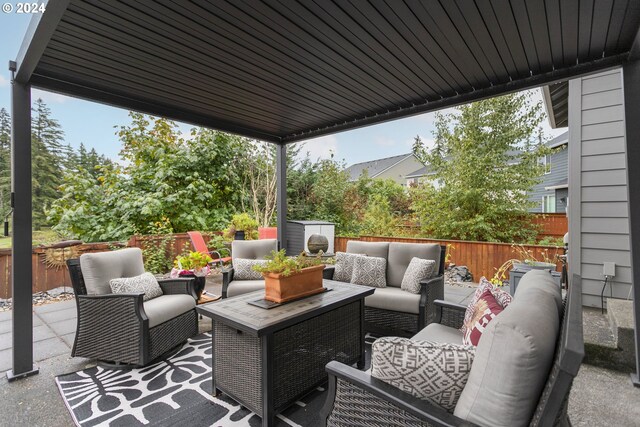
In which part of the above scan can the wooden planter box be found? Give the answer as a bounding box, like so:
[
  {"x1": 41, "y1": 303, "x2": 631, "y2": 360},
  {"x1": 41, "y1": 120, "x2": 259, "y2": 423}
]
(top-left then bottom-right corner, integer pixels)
[{"x1": 263, "y1": 264, "x2": 325, "y2": 303}]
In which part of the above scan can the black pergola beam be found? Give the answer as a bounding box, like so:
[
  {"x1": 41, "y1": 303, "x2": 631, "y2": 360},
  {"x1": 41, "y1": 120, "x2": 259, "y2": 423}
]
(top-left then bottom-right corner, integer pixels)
[
  {"x1": 282, "y1": 54, "x2": 627, "y2": 143},
  {"x1": 276, "y1": 144, "x2": 287, "y2": 251},
  {"x1": 13, "y1": 1, "x2": 69, "y2": 84},
  {"x1": 624, "y1": 59, "x2": 640, "y2": 388},
  {"x1": 6, "y1": 63, "x2": 38, "y2": 381}
]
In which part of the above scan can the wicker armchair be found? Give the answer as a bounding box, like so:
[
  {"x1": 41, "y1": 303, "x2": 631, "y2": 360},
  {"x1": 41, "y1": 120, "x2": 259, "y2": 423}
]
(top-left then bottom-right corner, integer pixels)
[
  {"x1": 325, "y1": 242, "x2": 446, "y2": 337},
  {"x1": 67, "y1": 248, "x2": 199, "y2": 367},
  {"x1": 321, "y1": 273, "x2": 585, "y2": 427}
]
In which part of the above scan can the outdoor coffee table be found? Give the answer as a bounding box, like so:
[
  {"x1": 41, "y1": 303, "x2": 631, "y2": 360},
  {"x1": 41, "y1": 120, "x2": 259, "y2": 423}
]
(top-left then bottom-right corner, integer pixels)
[{"x1": 196, "y1": 280, "x2": 374, "y2": 426}]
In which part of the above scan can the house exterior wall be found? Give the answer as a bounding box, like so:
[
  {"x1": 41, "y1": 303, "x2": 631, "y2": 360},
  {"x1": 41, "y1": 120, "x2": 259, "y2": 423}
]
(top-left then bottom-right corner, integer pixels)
[
  {"x1": 568, "y1": 68, "x2": 631, "y2": 308},
  {"x1": 375, "y1": 156, "x2": 424, "y2": 186},
  {"x1": 528, "y1": 146, "x2": 569, "y2": 212}
]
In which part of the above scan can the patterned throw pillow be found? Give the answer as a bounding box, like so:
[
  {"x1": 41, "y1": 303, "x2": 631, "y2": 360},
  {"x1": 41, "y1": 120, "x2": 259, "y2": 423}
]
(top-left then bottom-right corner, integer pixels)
[
  {"x1": 232, "y1": 258, "x2": 268, "y2": 280},
  {"x1": 462, "y1": 289, "x2": 505, "y2": 346},
  {"x1": 371, "y1": 337, "x2": 475, "y2": 412},
  {"x1": 400, "y1": 257, "x2": 437, "y2": 294},
  {"x1": 351, "y1": 255, "x2": 387, "y2": 288},
  {"x1": 109, "y1": 272, "x2": 163, "y2": 302},
  {"x1": 460, "y1": 277, "x2": 512, "y2": 335},
  {"x1": 333, "y1": 252, "x2": 364, "y2": 282}
]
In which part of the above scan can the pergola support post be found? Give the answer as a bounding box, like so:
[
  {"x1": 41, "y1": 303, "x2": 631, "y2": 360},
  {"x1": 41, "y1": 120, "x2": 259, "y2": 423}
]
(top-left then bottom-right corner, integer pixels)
[
  {"x1": 276, "y1": 144, "x2": 287, "y2": 252},
  {"x1": 624, "y1": 59, "x2": 640, "y2": 388},
  {"x1": 6, "y1": 61, "x2": 38, "y2": 381}
]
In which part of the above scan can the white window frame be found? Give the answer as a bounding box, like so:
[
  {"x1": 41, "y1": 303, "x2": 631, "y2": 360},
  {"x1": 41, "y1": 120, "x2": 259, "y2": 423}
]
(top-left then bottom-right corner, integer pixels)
[
  {"x1": 542, "y1": 194, "x2": 556, "y2": 213},
  {"x1": 539, "y1": 154, "x2": 552, "y2": 174}
]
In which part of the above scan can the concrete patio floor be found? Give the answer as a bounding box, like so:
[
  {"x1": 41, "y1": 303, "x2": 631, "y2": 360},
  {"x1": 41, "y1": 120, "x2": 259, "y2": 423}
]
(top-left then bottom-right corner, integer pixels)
[{"x1": 0, "y1": 282, "x2": 638, "y2": 426}]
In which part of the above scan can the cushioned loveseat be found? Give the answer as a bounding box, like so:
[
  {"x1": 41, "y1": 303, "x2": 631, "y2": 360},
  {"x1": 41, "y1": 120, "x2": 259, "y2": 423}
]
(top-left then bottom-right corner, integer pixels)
[
  {"x1": 221, "y1": 239, "x2": 277, "y2": 298},
  {"x1": 321, "y1": 270, "x2": 585, "y2": 427},
  {"x1": 324, "y1": 241, "x2": 445, "y2": 337},
  {"x1": 67, "y1": 248, "x2": 199, "y2": 367}
]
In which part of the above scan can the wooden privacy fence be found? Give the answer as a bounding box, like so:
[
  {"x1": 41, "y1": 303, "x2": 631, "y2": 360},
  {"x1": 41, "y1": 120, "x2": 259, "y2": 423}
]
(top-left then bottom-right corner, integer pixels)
[
  {"x1": 0, "y1": 232, "x2": 213, "y2": 299},
  {"x1": 532, "y1": 213, "x2": 568, "y2": 238},
  {"x1": 334, "y1": 236, "x2": 563, "y2": 281}
]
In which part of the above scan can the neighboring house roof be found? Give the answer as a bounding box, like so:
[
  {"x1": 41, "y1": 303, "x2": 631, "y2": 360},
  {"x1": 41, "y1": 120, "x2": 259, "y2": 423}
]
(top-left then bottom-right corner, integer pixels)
[
  {"x1": 406, "y1": 164, "x2": 434, "y2": 179},
  {"x1": 546, "y1": 130, "x2": 569, "y2": 149},
  {"x1": 345, "y1": 153, "x2": 414, "y2": 181},
  {"x1": 542, "y1": 82, "x2": 569, "y2": 129}
]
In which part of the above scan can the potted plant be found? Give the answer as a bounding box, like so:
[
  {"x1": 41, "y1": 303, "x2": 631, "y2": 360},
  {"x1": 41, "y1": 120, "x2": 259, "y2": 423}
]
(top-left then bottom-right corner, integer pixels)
[
  {"x1": 490, "y1": 244, "x2": 559, "y2": 287},
  {"x1": 252, "y1": 250, "x2": 327, "y2": 303},
  {"x1": 171, "y1": 251, "x2": 213, "y2": 298},
  {"x1": 224, "y1": 213, "x2": 259, "y2": 240}
]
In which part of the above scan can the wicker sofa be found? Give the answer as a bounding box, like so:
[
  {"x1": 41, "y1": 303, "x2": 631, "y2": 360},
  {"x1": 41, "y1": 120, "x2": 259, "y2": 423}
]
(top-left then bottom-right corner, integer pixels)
[
  {"x1": 321, "y1": 270, "x2": 585, "y2": 427},
  {"x1": 324, "y1": 241, "x2": 445, "y2": 337},
  {"x1": 67, "y1": 248, "x2": 199, "y2": 367},
  {"x1": 221, "y1": 239, "x2": 277, "y2": 298}
]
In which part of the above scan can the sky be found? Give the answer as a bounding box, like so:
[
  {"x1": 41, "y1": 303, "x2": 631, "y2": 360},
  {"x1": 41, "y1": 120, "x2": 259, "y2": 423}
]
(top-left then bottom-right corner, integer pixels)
[{"x1": 0, "y1": 9, "x2": 566, "y2": 166}]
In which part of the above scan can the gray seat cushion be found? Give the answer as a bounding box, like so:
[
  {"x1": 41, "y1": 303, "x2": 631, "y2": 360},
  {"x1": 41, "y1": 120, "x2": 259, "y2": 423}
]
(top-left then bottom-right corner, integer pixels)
[
  {"x1": 387, "y1": 242, "x2": 441, "y2": 287},
  {"x1": 365, "y1": 286, "x2": 420, "y2": 314},
  {"x1": 514, "y1": 268, "x2": 563, "y2": 317},
  {"x1": 412, "y1": 323, "x2": 464, "y2": 345},
  {"x1": 80, "y1": 248, "x2": 145, "y2": 295},
  {"x1": 231, "y1": 239, "x2": 277, "y2": 260},
  {"x1": 227, "y1": 280, "x2": 265, "y2": 297},
  {"x1": 346, "y1": 241, "x2": 389, "y2": 259},
  {"x1": 143, "y1": 294, "x2": 196, "y2": 328},
  {"x1": 454, "y1": 272, "x2": 560, "y2": 426}
]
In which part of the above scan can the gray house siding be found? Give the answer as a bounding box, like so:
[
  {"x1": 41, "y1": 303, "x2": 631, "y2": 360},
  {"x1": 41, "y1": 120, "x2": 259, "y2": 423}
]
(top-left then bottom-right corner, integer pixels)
[
  {"x1": 528, "y1": 146, "x2": 569, "y2": 213},
  {"x1": 568, "y1": 68, "x2": 632, "y2": 308}
]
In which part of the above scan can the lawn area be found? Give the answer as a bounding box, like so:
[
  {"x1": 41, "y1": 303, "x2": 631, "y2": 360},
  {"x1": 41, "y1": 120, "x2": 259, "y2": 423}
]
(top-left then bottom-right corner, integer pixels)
[{"x1": 0, "y1": 229, "x2": 63, "y2": 249}]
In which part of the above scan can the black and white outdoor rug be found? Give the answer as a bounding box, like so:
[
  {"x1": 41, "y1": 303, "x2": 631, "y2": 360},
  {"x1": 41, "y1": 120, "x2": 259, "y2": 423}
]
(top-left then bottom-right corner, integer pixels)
[{"x1": 56, "y1": 333, "x2": 336, "y2": 427}]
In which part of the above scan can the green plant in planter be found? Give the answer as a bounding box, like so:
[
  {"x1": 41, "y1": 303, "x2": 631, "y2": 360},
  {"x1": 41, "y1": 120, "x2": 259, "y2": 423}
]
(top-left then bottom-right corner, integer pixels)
[
  {"x1": 174, "y1": 251, "x2": 213, "y2": 275},
  {"x1": 252, "y1": 250, "x2": 326, "y2": 277},
  {"x1": 223, "y1": 213, "x2": 259, "y2": 240}
]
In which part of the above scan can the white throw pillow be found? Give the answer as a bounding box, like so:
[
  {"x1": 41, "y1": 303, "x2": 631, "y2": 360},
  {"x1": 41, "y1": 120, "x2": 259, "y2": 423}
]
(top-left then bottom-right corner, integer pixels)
[
  {"x1": 401, "y1": 257, "x2": 437, "y2": 294},
  {"x1": 233, "y1": 258, "x2": 268, "y2": 280},
  {"x1": 109, "y1": 272, "x2": 163, "y2": 302},
  {"x1": 333, "y1": 252, "x2": 364, "y2": 282},
  {"x1": 371, "y1": 337, "x2": 475, "y2": 412},
  {"x1": 351, "y1": 255, "x2": 387, "y2": 288}
]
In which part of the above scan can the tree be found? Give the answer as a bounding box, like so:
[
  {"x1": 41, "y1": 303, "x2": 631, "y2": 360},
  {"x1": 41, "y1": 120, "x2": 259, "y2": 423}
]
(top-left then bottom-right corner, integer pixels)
[
  {"x1": 32, "y1": 99, "x2": 66, "y2": 228},
  {"x1": 361, "y1": 193, "x2": 398, "y2": 236},
  {"x1": 49, "y1": 113, "x2": 248, "y2": 241},
  {"x1": 0, "y1": 108, "x2": 11, "y2": 220},
  {"x1": 411, "y1": 92, "x2": 549, "y2": 243}
]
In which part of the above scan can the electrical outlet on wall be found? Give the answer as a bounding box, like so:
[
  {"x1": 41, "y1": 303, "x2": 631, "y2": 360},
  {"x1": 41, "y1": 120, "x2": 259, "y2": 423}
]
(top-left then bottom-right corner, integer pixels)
[{"x1": 603, "y1": 262, "x2": 616, "y2": 277}]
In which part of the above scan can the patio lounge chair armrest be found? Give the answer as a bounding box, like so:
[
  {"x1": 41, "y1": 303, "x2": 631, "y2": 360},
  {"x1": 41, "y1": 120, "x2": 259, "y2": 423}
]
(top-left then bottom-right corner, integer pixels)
[
  {"x1": 157, "y1": 277, "x2": 198, "y2": 300},
  {"x1": 323, "y1": 264, "x2": 335, "y2": 280},
  {"x1": 433, "y1": 299, "x2": 467, "y2": 329},
  {"x1": 321, "y1": 361, "x2": 476, "y2": 427},
  {"x1": 418, "y1": 274, "x2": 445, "y2": 327},
  {"x1": 74, "y1": 293, "x2": 148, "y2": 362},
  {"x1": 222, "y1": 267, "x2": 234, "y2": 298}
]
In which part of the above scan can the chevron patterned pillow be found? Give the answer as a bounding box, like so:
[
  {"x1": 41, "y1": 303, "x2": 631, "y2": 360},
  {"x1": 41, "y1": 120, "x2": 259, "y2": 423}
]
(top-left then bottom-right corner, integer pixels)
[
  {"x1": 401, "y1": 257, "x2": 437, "y2": 294},
  {"x1": 232, "y1": 258, "x2": 268, "y2": 280},
  {"x1": 351, "y1": 255, "x2": 387, "y2": 288},
  {"x1": 371, "y1": 337, "x2": 475, "y2": 412},
  {"x1": 333, "y1": 252, "x2": 364, "y2": 282},
  {"x1": 109, "y1": 272, "x2": 163, "y2": 302}
]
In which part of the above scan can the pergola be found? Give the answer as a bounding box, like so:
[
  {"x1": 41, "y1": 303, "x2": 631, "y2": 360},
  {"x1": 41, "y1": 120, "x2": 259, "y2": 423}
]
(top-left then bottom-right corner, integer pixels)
[{"x1": 8, "y1": 0, "x2": 640, "y2": 385}]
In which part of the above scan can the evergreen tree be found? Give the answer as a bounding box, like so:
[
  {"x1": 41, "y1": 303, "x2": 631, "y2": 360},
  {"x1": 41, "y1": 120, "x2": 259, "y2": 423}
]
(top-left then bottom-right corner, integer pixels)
[{"x1": 31, "y1": 99, "x2": 66, "y2": 228}]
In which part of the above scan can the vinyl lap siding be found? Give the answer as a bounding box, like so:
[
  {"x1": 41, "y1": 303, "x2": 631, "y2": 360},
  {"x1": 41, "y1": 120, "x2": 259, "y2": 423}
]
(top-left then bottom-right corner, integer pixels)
[
  {"x1": 568, "y1": 69, "x2": 632, "y2": 308},
  {"x1": 528, "y1": 147, "x2": 568, "y2": 213}
]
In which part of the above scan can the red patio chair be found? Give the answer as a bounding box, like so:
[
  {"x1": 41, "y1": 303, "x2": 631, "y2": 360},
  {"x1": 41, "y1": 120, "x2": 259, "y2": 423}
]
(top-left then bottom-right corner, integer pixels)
[
  {"x1": 258, "y1": 227, "x2": 277, "y2": 239},
  {"x1": 187, "y1": 231, "x2": 231, "y2": 267}
]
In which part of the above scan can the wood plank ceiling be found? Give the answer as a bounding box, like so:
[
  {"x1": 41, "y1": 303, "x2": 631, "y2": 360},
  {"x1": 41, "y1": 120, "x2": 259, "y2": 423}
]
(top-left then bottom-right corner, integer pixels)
[{"x1": 27, "y1": 0, "x2": 640, "y2": 143}]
